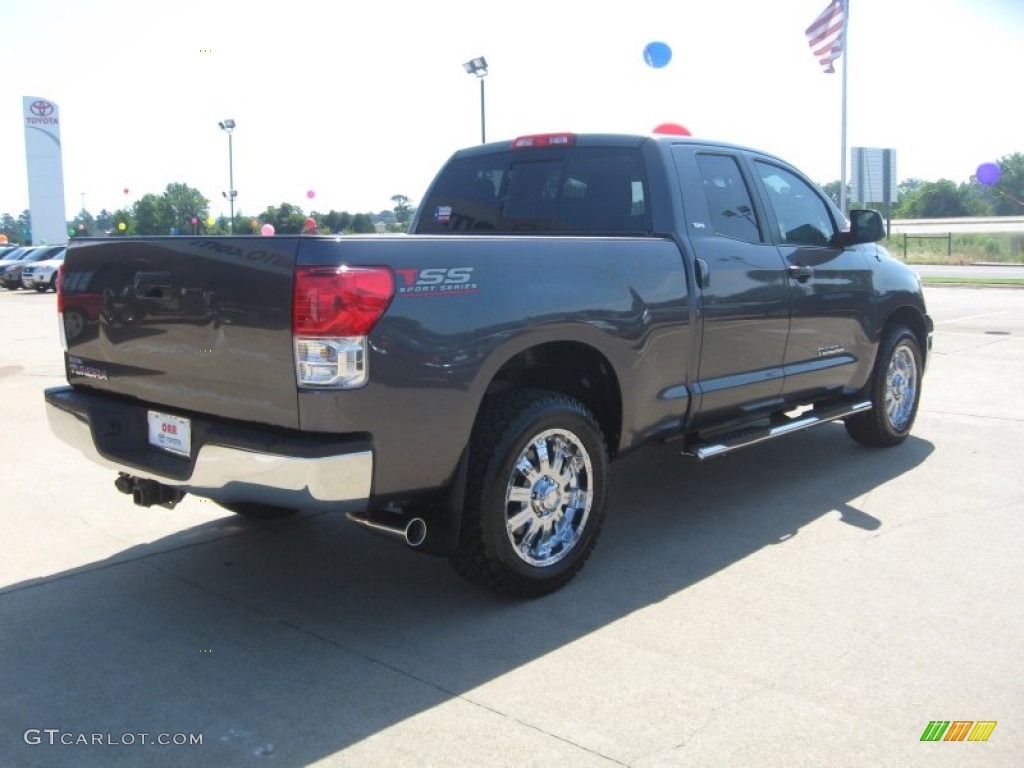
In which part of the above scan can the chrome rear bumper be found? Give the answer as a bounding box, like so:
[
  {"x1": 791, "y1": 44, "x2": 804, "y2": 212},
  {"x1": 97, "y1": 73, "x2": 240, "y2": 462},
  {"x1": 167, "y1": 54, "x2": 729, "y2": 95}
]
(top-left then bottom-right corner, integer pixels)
[{"x1": 45, "y1": 388, "x2": 372, "y2": 512}]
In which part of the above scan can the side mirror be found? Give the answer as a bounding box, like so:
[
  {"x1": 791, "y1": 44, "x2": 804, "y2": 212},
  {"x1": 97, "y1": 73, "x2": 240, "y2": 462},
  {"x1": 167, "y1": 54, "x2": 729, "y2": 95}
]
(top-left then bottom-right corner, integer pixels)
[{"x1": 845, "y1": 209, "x2": 885, "y2": 244}]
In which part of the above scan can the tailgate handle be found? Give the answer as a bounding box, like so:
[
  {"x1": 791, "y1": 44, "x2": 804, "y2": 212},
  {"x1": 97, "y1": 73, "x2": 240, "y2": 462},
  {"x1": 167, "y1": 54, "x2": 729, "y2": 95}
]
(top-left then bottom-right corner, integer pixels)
[{"x1": 134, "y1": 272, "x2": 175, "y2": 300}]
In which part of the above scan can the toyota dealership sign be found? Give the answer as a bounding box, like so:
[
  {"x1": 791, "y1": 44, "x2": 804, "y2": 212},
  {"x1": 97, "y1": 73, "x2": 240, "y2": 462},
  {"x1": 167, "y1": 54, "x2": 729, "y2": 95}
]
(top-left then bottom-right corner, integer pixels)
[
  {"x1": 26, "y1": 100, "x2": 59, "y2": 125},
  {"x1": 23, "y1": 96, "x2": 67, "y2": 246}
]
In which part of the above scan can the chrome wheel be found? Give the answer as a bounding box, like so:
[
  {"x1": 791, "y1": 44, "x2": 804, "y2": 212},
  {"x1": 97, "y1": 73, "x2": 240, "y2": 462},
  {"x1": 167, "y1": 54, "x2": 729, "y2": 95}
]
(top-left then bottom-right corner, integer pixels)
[
  {"x1": 452, "y1": 389, "x2": 608, "y2": 596},
  {"x1": 845, "y1": 325, "x2": 923, "y2": 448},
  {"x1": 885, "y1": 342, "x2": 918, "y2": 432},
  {"x1": 505, "y1": 428, "x2": 593, "y2": 567}
]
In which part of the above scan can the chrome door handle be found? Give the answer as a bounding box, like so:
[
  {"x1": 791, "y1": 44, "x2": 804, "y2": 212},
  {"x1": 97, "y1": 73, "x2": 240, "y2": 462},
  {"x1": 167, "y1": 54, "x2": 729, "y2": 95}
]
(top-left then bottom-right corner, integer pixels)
[{"x1": 787, "y1": 265, "x2": 814, "y2": 282}]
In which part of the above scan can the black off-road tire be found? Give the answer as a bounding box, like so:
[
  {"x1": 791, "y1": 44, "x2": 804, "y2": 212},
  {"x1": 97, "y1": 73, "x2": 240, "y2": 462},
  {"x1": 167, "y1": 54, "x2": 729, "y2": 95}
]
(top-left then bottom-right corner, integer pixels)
[
  {"x1": 450, "y1": 388, "x2": 608, "y2": 598},
  {"x1": 845, "y1": 325, "x2": 923, "y2": 447}
]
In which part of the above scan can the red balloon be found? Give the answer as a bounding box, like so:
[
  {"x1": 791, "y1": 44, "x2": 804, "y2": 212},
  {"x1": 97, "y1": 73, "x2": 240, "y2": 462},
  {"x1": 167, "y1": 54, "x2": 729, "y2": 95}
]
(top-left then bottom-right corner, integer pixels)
[
  {"x1": 123, "y1": 188, "x2": 129, "y2": 194},
  {"x1": 653, "y1": 122, "x2": 692, "y2": 136}
]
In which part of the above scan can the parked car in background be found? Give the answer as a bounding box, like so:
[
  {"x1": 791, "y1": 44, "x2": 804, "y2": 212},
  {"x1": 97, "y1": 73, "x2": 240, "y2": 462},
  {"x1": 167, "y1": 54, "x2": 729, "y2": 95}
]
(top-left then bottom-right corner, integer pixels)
[
  {"x1": 0, "y1": 245, "x2": 64, "y2": 290},
  {"x1": 21, "y1": 247, "x2": 66, "y2": 292},
  {"x1": 0, "y1": 247, "x2": 35, "y2": 283},
  {"x1": 0, "y1": 246, "x2": 32, "y2": 267}
]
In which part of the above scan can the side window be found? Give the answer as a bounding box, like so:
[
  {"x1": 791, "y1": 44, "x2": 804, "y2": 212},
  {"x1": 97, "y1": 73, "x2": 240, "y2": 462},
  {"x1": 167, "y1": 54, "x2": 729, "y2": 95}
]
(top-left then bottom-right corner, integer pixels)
[
  {"x1": 755, "y1": 162, "x2": 836, "y2": 246},
  {"x1": 696, "y1": 154, "x2": 762, "y2": 243}
]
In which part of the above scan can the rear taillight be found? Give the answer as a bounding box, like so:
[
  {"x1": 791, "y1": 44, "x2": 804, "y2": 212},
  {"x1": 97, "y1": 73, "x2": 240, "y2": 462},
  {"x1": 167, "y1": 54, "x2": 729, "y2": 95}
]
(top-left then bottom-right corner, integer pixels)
[{"x1": 292, "y1": 265, "x2": 394, "y2": 389}]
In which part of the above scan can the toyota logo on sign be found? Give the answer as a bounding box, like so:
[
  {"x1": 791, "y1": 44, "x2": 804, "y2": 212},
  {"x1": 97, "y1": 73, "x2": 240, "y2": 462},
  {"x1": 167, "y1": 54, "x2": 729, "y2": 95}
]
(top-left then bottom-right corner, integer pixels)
[{"x1": 30, "y1": 101, "x2": 55, "y2": 117}]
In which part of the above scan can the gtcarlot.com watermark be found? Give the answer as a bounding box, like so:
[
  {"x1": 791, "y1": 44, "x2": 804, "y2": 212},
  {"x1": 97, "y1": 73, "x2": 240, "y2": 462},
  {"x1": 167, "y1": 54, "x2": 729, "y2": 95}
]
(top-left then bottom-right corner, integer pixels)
[{"x1": 24, "y1": 728, "x2": 203, "y2": 747}]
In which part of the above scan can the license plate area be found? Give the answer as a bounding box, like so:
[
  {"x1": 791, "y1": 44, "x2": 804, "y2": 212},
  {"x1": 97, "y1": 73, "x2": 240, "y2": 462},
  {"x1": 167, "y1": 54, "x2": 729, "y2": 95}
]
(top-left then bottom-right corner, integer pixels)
[{"x1": 147, "y1": 410, "x2": 192, "y2": 458}]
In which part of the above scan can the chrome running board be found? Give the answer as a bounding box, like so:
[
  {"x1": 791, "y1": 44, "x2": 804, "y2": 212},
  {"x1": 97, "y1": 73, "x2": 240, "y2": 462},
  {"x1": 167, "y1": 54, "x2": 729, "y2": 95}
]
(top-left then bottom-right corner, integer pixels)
[{"x1": 685, "y1": 401, "x2": 872, "y2": 460}]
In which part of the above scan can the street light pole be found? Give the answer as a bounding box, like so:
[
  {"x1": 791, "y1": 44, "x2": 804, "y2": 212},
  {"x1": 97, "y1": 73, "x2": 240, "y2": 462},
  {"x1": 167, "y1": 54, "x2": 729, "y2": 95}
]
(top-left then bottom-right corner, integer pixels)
[
  {"x1": 462, "y1": 57, "x2": 488, "y2": 144},
  {"x1": 479, "y1": 76, "x2": 486, "y2": 144},
  {"x1": 218, "y1": 119, "x2": 237, "y2": 233}
]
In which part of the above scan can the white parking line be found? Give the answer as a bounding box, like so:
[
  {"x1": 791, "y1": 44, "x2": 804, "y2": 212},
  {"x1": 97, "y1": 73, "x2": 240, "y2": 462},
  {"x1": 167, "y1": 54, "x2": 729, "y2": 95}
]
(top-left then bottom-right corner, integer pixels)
[{"x1": 934, "y1": 311, "x2": 1009, "y2": 325}]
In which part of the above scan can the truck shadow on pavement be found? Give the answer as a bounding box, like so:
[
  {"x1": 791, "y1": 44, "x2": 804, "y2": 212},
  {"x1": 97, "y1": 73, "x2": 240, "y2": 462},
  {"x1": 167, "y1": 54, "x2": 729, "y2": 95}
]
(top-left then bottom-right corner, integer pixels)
[{"x1": 1, "y1": 425, "x2": 933, "y2": 767}]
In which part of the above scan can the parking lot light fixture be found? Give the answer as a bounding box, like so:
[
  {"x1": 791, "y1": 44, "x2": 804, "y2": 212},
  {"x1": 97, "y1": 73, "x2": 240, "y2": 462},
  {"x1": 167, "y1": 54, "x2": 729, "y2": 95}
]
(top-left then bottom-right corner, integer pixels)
[
  {"x1": 218, "y1": 119, "x2": 237, "y2": 233},
  {"x1": 462, "y1": 57, "x2": 488, "y2": 144}
]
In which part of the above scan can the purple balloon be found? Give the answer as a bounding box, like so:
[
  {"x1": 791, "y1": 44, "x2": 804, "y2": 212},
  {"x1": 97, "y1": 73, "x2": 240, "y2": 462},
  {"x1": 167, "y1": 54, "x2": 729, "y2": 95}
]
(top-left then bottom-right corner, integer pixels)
[{"x1": 976, "y1": 162, "x2": 1001, "y2": 186}]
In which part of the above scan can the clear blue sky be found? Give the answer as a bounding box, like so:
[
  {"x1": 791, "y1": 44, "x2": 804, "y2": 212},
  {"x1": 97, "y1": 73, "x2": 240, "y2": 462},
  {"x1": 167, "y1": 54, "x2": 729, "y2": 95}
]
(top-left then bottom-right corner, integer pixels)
[{"x1": 2, "y1": 0, "x2": 1021, "y2": 220}]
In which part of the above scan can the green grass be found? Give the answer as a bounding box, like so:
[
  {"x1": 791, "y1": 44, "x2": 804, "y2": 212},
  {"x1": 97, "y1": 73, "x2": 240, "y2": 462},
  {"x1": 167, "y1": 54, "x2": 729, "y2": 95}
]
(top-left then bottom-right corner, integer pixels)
[{"x1": 885, "y1": 232, "x2": 1024, "y2": 265}]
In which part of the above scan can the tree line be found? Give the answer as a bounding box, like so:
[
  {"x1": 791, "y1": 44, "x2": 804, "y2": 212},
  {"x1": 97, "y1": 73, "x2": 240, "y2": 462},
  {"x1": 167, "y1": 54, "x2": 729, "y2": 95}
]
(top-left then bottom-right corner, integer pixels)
[
  {"x1": 3, "y1": 153, "x2": 1021, "y2": 244},
  {"x1": 822, "y1": 152, "x2": 1023, "y2": 218},
  {"x1": 1, "y1": 185, "x2": 417, "y2": 243}
]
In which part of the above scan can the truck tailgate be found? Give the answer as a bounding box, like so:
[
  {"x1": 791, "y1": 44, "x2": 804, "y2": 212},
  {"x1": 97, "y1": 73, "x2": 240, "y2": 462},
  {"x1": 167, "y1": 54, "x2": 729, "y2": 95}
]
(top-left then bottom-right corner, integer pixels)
[{"x1": 61, "y1": 238, "x2": 300, "y2": 429}]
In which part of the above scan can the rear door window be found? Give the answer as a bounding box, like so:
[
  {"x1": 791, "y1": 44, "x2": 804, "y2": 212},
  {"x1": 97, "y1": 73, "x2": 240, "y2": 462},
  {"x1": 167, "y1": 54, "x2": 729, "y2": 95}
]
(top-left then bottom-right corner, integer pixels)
[{"x1": 695, "y1": 154, "x2": 763, "y2": 243}]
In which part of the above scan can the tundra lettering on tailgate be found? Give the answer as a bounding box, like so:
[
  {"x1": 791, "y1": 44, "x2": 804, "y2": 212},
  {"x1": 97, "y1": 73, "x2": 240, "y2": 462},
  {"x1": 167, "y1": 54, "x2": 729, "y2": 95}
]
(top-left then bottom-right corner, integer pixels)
[{"x1": 394, "y1": 267, "x2": 479, "y2": 296}]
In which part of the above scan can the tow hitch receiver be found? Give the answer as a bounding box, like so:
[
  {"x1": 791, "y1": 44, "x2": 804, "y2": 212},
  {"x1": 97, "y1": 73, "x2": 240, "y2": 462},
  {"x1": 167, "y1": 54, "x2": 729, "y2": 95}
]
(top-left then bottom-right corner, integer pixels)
[{"x1": 115, "y1": 473, "x2": 185, "y2": 509}]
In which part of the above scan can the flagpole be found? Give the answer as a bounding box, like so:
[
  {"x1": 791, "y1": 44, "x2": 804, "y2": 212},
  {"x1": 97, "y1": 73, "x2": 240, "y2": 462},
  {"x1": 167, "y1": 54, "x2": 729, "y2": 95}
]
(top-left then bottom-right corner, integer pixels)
[
  {"x1": 805, "y1": 0, "x2": 852, "y2": 209},
  {"x1": 839, "y1": 0, "x2": 849, "y2": 213}
]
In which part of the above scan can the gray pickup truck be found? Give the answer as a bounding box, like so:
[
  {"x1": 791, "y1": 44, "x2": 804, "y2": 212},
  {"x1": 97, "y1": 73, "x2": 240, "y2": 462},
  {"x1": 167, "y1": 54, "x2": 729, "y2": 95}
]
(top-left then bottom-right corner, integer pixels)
[{"x1": 45, "y1": 132, "x2": 932, "y2": 596}]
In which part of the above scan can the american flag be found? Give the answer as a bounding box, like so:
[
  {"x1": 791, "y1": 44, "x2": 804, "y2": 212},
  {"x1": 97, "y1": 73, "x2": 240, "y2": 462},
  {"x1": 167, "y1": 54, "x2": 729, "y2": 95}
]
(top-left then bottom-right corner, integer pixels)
[{"x1": 806, "y1": 0, "x2": 846, "y2": 74}]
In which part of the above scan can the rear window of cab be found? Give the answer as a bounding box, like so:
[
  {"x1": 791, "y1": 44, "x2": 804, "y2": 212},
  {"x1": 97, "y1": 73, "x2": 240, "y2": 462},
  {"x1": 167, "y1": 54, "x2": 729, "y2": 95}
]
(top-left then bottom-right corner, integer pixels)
[{"x1": 416, "y1": 146, "x2": 651, "y2": 235}]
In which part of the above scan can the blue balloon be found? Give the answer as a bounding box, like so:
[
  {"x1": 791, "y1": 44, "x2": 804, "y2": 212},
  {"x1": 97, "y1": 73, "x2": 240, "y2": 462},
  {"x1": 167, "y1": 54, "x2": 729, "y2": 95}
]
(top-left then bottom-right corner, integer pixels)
[{"x1": 643, "y1": 41, "x2": 672, "y2": 69}]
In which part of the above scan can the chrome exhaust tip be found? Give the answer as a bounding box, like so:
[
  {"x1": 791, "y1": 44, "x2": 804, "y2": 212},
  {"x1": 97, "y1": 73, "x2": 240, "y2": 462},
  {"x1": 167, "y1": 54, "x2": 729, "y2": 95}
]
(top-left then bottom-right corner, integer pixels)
[
  {"x1": 346, "y1": 511, "x2": 427, "y2": 548},
  {"x1": 404, "y1": 517, "x2": 427, "y2": 548}
]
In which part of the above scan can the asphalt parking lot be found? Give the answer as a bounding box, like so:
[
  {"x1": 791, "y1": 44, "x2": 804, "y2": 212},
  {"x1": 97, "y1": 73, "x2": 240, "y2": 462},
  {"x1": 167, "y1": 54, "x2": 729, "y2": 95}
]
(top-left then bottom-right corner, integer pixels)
[{"x1": 1, "y1": 285, "x2": 1021, "y2": 767}]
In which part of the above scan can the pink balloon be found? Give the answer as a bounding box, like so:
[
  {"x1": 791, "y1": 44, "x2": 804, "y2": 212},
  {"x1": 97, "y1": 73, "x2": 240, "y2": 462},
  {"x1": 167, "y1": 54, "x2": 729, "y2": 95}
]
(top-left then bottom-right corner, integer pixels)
[
  {"x1": 306, "y1": 189, "x2": 316, "y2": 199},
  {"x1": 260, "y1": 223, "x2": 275, "y2": 236},
  {"x1": 123, "y1": 188, "x2": 129, "y2": 194}
]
